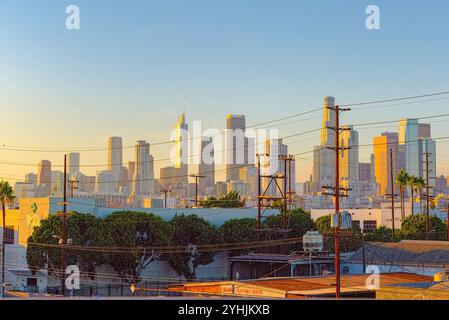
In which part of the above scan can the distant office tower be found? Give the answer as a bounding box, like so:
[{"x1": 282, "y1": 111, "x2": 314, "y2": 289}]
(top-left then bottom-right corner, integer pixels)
[
  {"x1": 320, "y1": 96, "x2": 336, "y2": 183},
  {"x1": 359, "y1": 163, "x2": 371, "y2": 182},
  {"x1": 174, "y1": 113, "x2": 189, "y2": 186},
  {"x1": 14, "y1": 182, "x2": 35, "y2": 206},
  {"x1": 370, "y1": 153, "x2": 376, "y2": 183},
  {"x1": 51, "y1": 171, "x2": 65, "y2": 196},
  {"x1": 418, "y1": 123, "x2": 431, "y2": 139},
  {"x1": 108, "y1": 137, "x2": 123, "y2": 178},
  {"x1": 215, "y1": 181, "x2": 228, "y2": 198},
  {"x1": 25, "y1": 172, "x2": 38, "y2": 193},
  {"x1": 374, "y1": 132, "x2": 399, "y2": 196},
  {"x1": 262, "y1": 139, "x2": 295, "y2": 196},
  {"x1": 340, "y1": 126, "x2": 359, "y2": 181},
  {"x1": 160, "y1": 166, "x2": 181, "y2": 188},
  {"x1": 239, "y1": 166, "x2": 258, "y2": 197},
  {"x1": 321, "y1": 96, "x2": 336, "y2": 146},
  {"x1": 311, "y1": 146, "x2": 322, "y2": 193},
  {"x1": 127, "y1": 161, "x2": 135, "y2": 190},
  {"x1": 399, "y1": 119, "x2": 420, "y2": 176},
  {"x1": 37, "y1": 160, "x2": 52, "y2": 197},
  {"x1": 419, "y1": 138, "x2": 436, "y2": 190},
  {"x1": 226, "y1": 114, "x2": 248, "y2": 182},
  {"x1": 199, "y1": 137, "x2": 215, "y2": 195},
  {"x1": 67, "y1": 152, "x2": 80, "y2": 177},
  {"x1": 132, "y1": 140, "x2": 154, "y2": 196},
  {"x1": 76, "y1": 173, "x2": 96, "y2": 194},
  {"x1": 436, "y1": 175, "x2": 447, "y2": 194},
  {"x1": 312, "y1": 97, "x2": 336, "y2": 192},
  {"x1": 96, "y1": 170, "x2": 116, "y2": 194}
]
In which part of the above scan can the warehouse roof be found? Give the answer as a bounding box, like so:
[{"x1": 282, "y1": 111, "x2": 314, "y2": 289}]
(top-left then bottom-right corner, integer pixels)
[
  {"x1": 169, "y1": 272, "x2": 432, "y2": 298},
  {"x1": 347, "y1": 240, "x2": 449, "y2": 267}
]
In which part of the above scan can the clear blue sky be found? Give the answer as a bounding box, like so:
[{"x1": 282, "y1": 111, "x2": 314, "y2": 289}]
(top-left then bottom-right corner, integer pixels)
[{"x1": 0, "y1": 0, "x2": 449, "y2": 182}]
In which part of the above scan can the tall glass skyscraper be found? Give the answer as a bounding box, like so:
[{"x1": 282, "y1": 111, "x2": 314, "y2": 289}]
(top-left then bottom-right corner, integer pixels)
[{"x1": 399, "y1": 119, "x2": 420, "y2": 176}]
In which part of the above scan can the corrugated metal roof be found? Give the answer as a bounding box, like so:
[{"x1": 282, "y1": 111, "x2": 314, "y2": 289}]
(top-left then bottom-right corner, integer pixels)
[
  {"x1": 347, "y1": 241, "x2": 449, "y2": 266},
  {"x1": 171, "y1": 273, "x2": 432, "y2": 297},
  {"x1": 8, "y1": 269, "x2": 46, "y2": 277}
]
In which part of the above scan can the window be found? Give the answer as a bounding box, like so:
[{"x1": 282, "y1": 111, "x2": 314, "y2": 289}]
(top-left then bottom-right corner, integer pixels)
[
  {"x1": 27, "y1": 278, "x2": 38, "y2": 287},
  {"x1": 352, "y1": 220, "x2": 360, "y2": 229},
  {"x1": 4, "y1": 226, "x2": 15, "y2": 245},
  {"x1": 363, "y1": 220, "x2": 377, "y2": 233}
]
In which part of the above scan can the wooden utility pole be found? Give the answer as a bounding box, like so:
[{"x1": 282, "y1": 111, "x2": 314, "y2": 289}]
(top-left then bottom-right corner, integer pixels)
[
  {"x1": 160, "y1": 186, "x2": 171, "y2": 208},
  {"x1": 257, "y1": 154, "x2": 262, "y2": 231},
  {"x1": 425, "y1": 152, "x2": 430, "y2": 237},
  {"x1": 322, "y1": 104, "x2": 351, "y2": 299},
  {"x1": 69, "y1": 178, "x2": 78, "y2": 198},
  {"x1": 279, "y1": 155, "x2": 295, "y2": 229},
  {"x1": 61, "y1": 154, "x2": 68, "y2": 296},
  {"x1": 385, "y1": 148, "x2": 399, "y2": 239},
  {"x1": 190, "y1": 174, "x2": 205, "y2": 207}
]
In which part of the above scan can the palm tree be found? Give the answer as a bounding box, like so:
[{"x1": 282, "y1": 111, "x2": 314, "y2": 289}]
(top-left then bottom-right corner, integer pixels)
[
  {"x1": 0, "y1": 180, "x2": 15, "y2": 297},
  {"x1": 416, "y1": 177, "x2": 426, "y2": 214},
  {"x1": 396, "y1": 169, "x2": 409, "y2": 221},
  {"x1": 407, "y1": 175, "x2": 420, "y2": 216}
]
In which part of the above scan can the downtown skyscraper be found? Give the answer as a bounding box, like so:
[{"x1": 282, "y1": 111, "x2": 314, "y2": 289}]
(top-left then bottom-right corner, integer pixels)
[
  {"x1": 132, "y1": 140, "x2": 154, "y2": 196},
  {"x1": 311, "y1": 96, "x2": 336, "y2": 192},
  {"x1": 225, "y1": 114, "x2": 248, "y2": 182}
]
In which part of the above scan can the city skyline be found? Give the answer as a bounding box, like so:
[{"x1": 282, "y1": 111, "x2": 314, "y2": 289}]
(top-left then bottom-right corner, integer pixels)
[{"x1": 1, "y1": 1, "x2": 449, "y2": 185}]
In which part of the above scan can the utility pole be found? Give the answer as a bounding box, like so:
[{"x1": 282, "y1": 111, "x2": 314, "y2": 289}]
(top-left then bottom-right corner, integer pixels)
[
  {"x1": 423, "y1": 152, "x2": 434, "y2": 239},
  {"x1": 385, "y1": 148, "x2": 399, "y2": 239},
  {"x1": 443, "y1": 203, "x2": 449, "y2": 242},
  {"x1": 322, "y1": 104, "x2": 351, "y2": 299},
  {"x1": 279, "y1": 155, "x2": 295, "y2": 229},
  {"x1": 61, "y1": 154, "x2": 68, "y2": 297},
  {"x1": 425, "y1": 152, "x2": 430, "y2": 237},
  {"x1": 69, "y1": 178, "x2": 78, "y2": 198},
  {"x1": 390, "y1": 149, "x2": 395, "y2": 236},
  {"x1": 160, "y1": 186, "x2": 171, "y2": 208},
  {"x1": 190, "y1": 174, "x2": 205, "y2": 207},
  {"x1": 257, "y1": 153, "x2": 262, "y2": 231}
]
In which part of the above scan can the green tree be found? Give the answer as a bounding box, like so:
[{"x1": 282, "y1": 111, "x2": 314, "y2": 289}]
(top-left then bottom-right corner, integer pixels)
[
  {"x1": 396, "y1": 169, "x2": 409, "y2": 220},
  {"x1": 263, "y1": 208, "x2": 315, "y2": 253},
  {"x1": 315, "y1": 215, "x2": 331, "y2": 233},
  {"x1": 407, "y1": 175, "x2": 420, "y2": 216},
  {"x1": 313, "y1": 215, "x2": 362, "y2": 252},
  {"x1": 365, "y1": 226, "x2": 401, "y2": 242},
  {"x1": 416, "y1": 177, "x2": 426, "y2": 214},
  {"x1": 27, "y1": 213, "x2": 105, "y2": 279},
  {"x1": 103, "y1": 211, "x2": 171, "y2": 284},
  {"x1": 0, "y1": 180, "x2": 15, "y2": 297},
  {"x1": 220, "y1": 218, "x2": 258, "y2": 256},
  {"x1": 401, "y1": 214, "x2": 447, "y2": 240},
  {"x1": 200, "y1": 191, "x2": 245, "y2": 208},
  {"x1": 168, "y1": 214, "x2": 221, "y2": 279}
]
